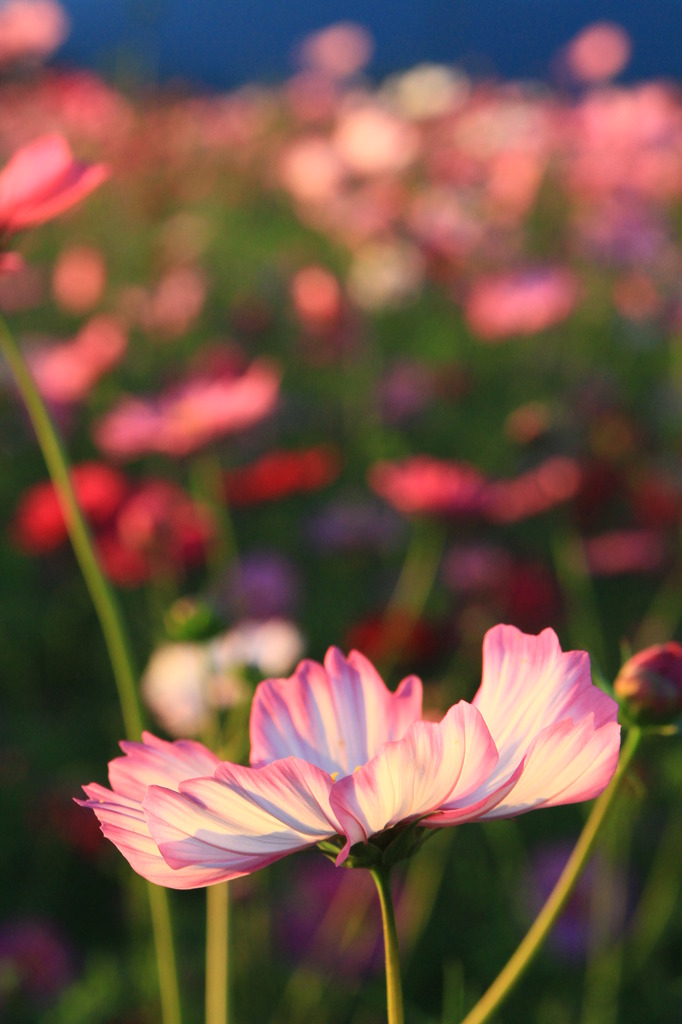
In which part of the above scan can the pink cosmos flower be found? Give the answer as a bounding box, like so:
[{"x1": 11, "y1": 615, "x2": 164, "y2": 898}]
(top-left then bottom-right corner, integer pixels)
[
  {"x1": 27, "y1": 315, "x2": 127, "y2": 405},
  {"x1": 332, "y1": 104, "x2": 419, "y2": 177},
  {"x1": 51, "y1": 244, "x2": 107, "y2": 313},
  {"x1": 0, "y1": 0, "x2": 69, "y2": 68},
  {"x1": 563, "y1": 22, "x2": 631, "y2": 85},
  {"x1": 583, "y1": 528, "x2": 667, "y2": 577},
  {"x1": 93, "y1": 359, "x2": 280, "y2": 459},
  {"x1": 297, "y1": 22, "x2": 374, "y2": 80},
  {"x1": 290, "y1": 265, "x2": 343, "y2": 331},
  {"x1": 79, "y1": 625, "x2": 620, "y2": 887},
  {"x1": 278, "y1": 136, "x2": 345, "y2": 206},
  {"x1": 0, "y1": 134, "x2": 109, "y2": 236},
  {"x1": 483, "y1": 456, "x2": 582, "y2": 523},
  {"x1": 464, "y1": 268, "x2": 578, "y2": 342},
  {"x1": 368, "y1": 456, "x2": 488, "y2": 518}
]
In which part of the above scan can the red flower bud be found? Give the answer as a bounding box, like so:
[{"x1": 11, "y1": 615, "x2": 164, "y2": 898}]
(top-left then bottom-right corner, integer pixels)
[{"x1": 614, "y1": 642, "x2": 682, "y2": 723}]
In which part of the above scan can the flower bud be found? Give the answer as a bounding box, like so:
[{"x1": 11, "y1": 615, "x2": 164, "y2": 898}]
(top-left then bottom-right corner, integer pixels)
[
  {"x1": 614, "y1": 642, "x2": 682, "y2": 723},
  {"x1": 164, "y1": 597, "x2": 222, "y2": 642}
]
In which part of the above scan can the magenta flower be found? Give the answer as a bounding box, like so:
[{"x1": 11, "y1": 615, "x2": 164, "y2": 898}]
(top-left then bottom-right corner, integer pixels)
[
  {"x1": 0, "y1": 134, "x2": 109, "y2": 236},
  {"x1": 80, "y1": 625, "x2": 620, "y2": 887}
]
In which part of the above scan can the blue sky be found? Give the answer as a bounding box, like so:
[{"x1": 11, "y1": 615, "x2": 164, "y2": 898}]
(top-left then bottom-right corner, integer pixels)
[{"x1": 56, "y1": 0, "x2": 682, "y2": 88}]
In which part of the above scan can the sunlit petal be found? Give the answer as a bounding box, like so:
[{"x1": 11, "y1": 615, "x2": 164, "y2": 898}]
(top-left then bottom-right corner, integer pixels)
[
  {"x1": 250, "y1": 647, "x2": 422, "y2": 774},
  {"x1": 330, "y1": 702, "x2": 498, "y2": 861},
  {"x1": 144, "y1": 757, "x2": 339, "y2": 882}
]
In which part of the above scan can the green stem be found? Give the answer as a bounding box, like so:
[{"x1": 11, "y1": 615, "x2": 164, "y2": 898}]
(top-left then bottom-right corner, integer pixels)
[
  {"x1": 149, "y1": 884, "x2": 184, "y2": 1024},
  {"x1": 206, "y1": 882, "x2": 230, "y2": 1024},
  {"x1": 0, "y1": 314, "x2": 141, "y2": 739},
  {"x1": 0, "y1": 315, "x2": 183, "y2": 1024},
  {"x1": 378, "y1": 519, "x2": 445, "y2": 680},
  {"x1": 552, "y1": 531, "x2": 608, "y2": 676},
  {"x1": 385, "y1": 519, "x2": 445, "y2": 622},
  {"x1": 458, "y1": 726, "x2": 642, "y2": 1024},
  {"x1": 370, "y1": 865, "x2": 404, "y2": 1024},
  {"x1": 190, "y1": 452, "x2": 239, "y2": 583}
]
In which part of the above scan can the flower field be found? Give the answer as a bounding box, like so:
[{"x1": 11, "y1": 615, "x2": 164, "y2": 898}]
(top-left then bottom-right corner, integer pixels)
[{"x1": 1, "y1": 13, "x2": 681, "y2": 1024}]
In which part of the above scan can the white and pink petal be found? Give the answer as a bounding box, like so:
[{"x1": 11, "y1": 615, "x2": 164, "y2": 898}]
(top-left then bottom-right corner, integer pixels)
[
  {"x1": 329, "y1": 701, "x2": 499, "y2": 862},
  {"x1": 77, "y1": 782, "x2": 228, "y2": 889},
  {"x1": 473, "y1": 624, "x2": 619, "y2": 784},
  {"x1": 144, "y1": 757, "x2": 340, "y2": 883},
  {"x1": 108, "y1": 731, "x2": 220, "y2": 802},
  {"x1": 476, "y1": 714, "x2": 621, "y2": 819},
  {"x1": 249, "y1": 647, "x2": 422, "y2": 775}
]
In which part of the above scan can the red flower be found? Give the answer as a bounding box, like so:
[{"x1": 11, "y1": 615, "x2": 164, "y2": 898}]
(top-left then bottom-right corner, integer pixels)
[
  {"x1": 614, "y1": 642, "x2": 682, "y2": 722},
  {"x1": 225, "y1": 446, "x2": 341, "y2": 505},
  {"x1": 111, "y1": 480, "x2": 215, "y2": 583},
  {"x1": 11, "y1": 462, "x2": 128, "y2": 554}
]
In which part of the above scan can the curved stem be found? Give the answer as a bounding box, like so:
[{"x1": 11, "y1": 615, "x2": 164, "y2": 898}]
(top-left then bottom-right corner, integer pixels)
[
  {"x1": 206, "y1": 882, "x2": 230, "y2": 1024},
  {"x1": 0, "y1": 314, "x2": 142, "y2": 739},
  {"x1": 0, "y1": 315, "x2": 182, "y2": 1024},
  {"x1": 370, "y1": 865, "x2": 404, "y2": 1024},
  {"x1": 459, "y1": 726, "x2": 642, "y2": 1024}
]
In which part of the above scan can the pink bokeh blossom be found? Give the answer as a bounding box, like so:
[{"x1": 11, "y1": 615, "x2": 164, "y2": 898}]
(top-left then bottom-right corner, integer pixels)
[
  {"x1": 80, "y1": 625, "x2": 620, "y2": 887},
  {"x1": 0, "y1": 0, "x2": 69, "y2": 67},
  {"x1": 563, "y1": 22, "x2": 631, "y2": 85},
  {"x1": 0, "y1": 134, "x2": 109, "y2": 236},
  {"x1": 51, "y1": 244, "x2": 107, "y2": 313},
  {"x1": 484, "y1": 456, "x2": 582, "y2": 523},
  {"x1": 27, "y1": 315, "x2": 127, "y2": 404},
  {"x1": 93, "y1": 359, "x2": 280, "y2": 459},
  {"x1": 368, "y1": 455, "x2": 487, "y2": 518},
  {"x1": 464, "y1": 268, "x2": 578, "y2": 342},
  {"x1": 297, "y1": 22, "x2": 374, "y2": 81}
]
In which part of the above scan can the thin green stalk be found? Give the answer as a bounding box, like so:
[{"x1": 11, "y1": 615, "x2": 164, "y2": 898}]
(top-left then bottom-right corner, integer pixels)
[
  {"x1": 385, "y1": 519, "x2": 445, "y2": 622},
  {"x1": 370, "y1": 865, "x2": 404, "y2": 1024},
  {"x1": 379, "y1": 519, "x2": 445, "y2": 680},
  {"x1": 633, "y1": 560, "x2": 682, "y2": 651},
  {"x1": 579, "y1": 794, "x2": 634, "y2": 1024},
  {"x1": 149, "y1": 884, "x2": 184, "y2": 1024},
  {"x1": 190, "y1": 452, "x2": 239, "y2": 582},
  {"x1": 0, "y1": 314, "x2": 141, "y2": 739},
  {"x1": 206, "y1": 881, "x2": 230, "y2": 1024},
  {"x1": 627, "y1": 808, "x2": 682, "y2": 973},
  {"x1": 458, "y1": 726, "x2": 642, "y2": 1024},
  {"x1": 0, "y1": 315, "x2": 183, "y2": 1024},
  {"x1": 552, "y1": 531, "x2": 608, "y2": 676}
]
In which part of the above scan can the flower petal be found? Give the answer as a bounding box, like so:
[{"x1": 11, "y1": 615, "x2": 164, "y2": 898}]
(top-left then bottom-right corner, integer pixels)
[
  {"x1": 249, "y1": 647, "x2": 422, "y2": 775},
  {"x1": 143, "y1": 757, "x2": 340, "y2": 883},
  {"x1": 0, "y1": 135, "x2": 109, "y2": 233},
  {"x1": 477, "y1": 714, "x2": 621, "y2": 818},
  {"x1": 472, "y1": 624, "x2": 619, "y2": 789},
  {"x1": 77, "y1": 782, "x2": 229, "y2": 889},
  {"x1": 108, "y1": 731, "x2": 220, "y2": 802},
  {"x1": 330, "y1": 701, "x2": 498, "y2": 862}
]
